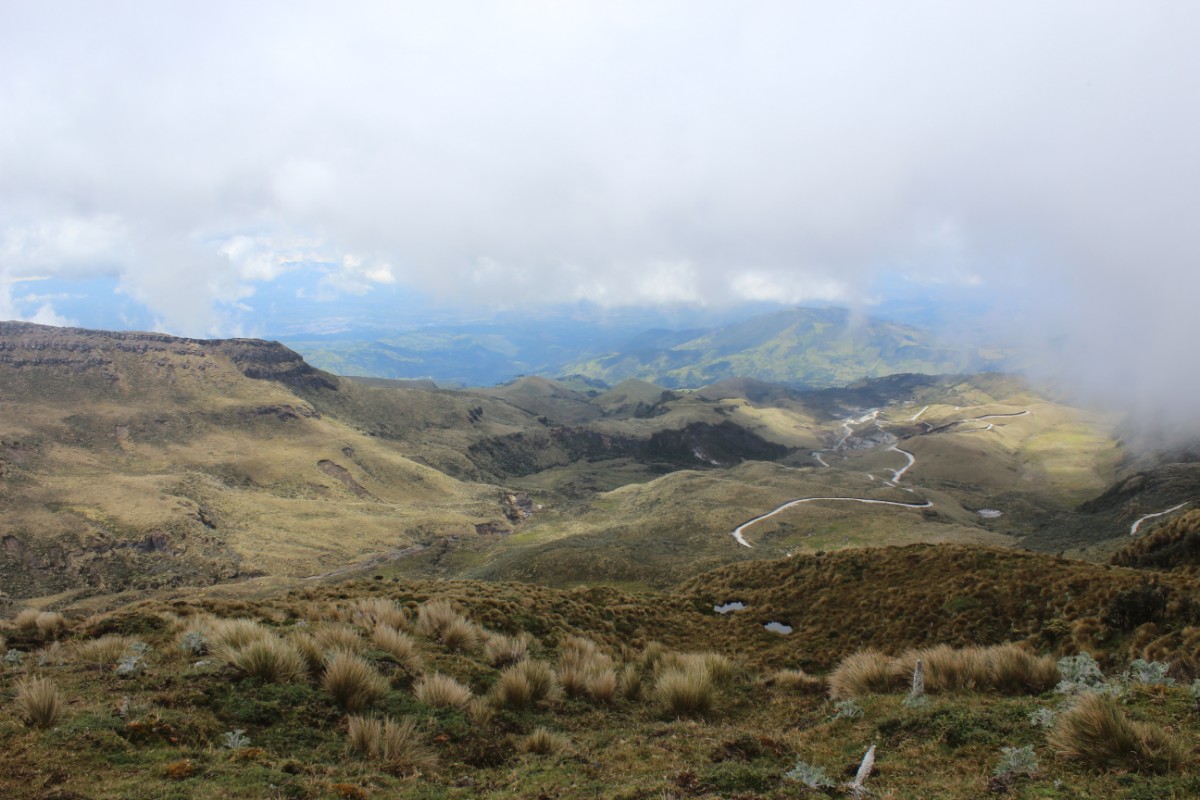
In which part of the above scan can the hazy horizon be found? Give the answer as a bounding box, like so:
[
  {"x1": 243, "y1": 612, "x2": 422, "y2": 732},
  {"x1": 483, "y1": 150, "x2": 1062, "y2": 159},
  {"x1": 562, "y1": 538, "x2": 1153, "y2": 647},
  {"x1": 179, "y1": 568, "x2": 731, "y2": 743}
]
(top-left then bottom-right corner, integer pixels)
[{"x1": 2, "y1": 2, "x2": 1198, "y2": 428}]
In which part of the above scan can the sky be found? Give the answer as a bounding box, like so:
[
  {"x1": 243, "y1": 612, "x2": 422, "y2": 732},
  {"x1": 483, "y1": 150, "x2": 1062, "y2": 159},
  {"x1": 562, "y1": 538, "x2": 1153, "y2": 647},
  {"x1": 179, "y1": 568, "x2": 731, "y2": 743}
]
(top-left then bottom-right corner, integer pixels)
[{"x1": 1, "y1": 1, "x2": 1198, "y2": 423}]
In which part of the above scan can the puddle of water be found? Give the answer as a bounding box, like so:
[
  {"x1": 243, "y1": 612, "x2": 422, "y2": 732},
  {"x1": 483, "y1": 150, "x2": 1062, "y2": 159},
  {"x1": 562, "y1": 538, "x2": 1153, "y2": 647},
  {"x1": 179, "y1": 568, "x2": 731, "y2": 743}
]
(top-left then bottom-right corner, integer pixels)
[
  {"x1": 977, "y1": 509, "x2": 1003, "y2": 519},
  {"x1": 713, "y1": 601, "x2": 745, "y2": 614},
  {"x1": 763, "y1": 621, "x2": 793, "y2": 635}
]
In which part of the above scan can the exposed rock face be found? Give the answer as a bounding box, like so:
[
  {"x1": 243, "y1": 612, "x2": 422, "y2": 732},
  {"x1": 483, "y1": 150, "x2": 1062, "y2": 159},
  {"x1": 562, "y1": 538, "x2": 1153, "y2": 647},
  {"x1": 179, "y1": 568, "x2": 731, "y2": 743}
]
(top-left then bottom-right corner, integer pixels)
[{"x1": 0, "y1": 321, "x2": 337, "y2": 393}]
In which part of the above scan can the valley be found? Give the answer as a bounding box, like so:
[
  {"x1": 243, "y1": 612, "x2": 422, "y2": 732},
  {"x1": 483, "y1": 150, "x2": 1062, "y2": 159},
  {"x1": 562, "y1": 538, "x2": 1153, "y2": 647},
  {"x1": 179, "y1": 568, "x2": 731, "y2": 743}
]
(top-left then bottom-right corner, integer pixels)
[{"x1": 3, "y1": 321, "x2": 1199, "y2": 800}]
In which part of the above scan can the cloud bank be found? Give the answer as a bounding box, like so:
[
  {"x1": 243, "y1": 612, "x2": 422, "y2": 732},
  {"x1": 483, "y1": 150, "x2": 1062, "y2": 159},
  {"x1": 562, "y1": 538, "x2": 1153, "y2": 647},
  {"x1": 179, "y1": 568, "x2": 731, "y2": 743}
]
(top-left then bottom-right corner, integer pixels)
[{"x1": 1, "y1": 1, "x2": 1198, "y2": 426}]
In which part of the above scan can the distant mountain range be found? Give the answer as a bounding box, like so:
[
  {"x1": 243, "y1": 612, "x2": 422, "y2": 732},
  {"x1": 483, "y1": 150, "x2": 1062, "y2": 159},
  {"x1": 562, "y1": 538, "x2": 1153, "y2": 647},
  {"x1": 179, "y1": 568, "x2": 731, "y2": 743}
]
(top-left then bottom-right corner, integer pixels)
[{"x1": 285, "y1": 306, "x2": 1006, "y2": 388}]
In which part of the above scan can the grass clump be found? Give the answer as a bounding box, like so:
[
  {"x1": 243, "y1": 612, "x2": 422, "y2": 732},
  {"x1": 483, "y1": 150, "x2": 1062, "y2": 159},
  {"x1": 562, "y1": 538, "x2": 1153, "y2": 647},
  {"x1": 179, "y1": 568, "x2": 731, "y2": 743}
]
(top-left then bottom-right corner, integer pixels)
[
  {"x1": 371, "y1": 625, "x2": 423, "y2": 675},
  {"x1": 314, "y1": 623, "x2": 364, "y2": 655},
  {"x1": 35, "y1": 611, "x2": 67, "y2": 640},
  {"x1": 828, "y1": 649, "x2": 904, "y2": 698},
  {"x1": 1048, "y1": 692, "x2": 1189, "y2": 772},
  {"x1": 289, "y1": 631, "x2": 328, "y2": 675},
  {"x1": 347, "y1": 715, "x2": 435, "y2": 775},
  {"x1": 74, "y1": 635, "x2": 133, "y2": 670},
  {"x1": 208, "y1": 618, "x2": 271, "y2": 651},
  {"x1": 654, "y1": 664, "x2": 714, "y2": 717},
  {"x1": 226, "y1": 636, "x2": 307, "y2": 684},
  {"x1": 15, "y1": 676, "x2": 65, "y2": 728},
  {"x1": 520, "y1": 726, "x2": 569, "y2": 756},
  {"x1": 413, "y1": 673, "x2": 473, "y2": 709},
  {"x1": 347, "y1": 597, "x2": 410, "y2": 631},
  {"x1": 483, "y1": 632, "x2": 529, "y2": 667},
  {"x1": 322, "y1": 653, "x2": 390, "y2": 711},
  {"x1": 769, "y1": 668, "x2": 826, "y2": 694},
  {"x1": 494, "y1": 659, "x2": 560, "y2": 709}
]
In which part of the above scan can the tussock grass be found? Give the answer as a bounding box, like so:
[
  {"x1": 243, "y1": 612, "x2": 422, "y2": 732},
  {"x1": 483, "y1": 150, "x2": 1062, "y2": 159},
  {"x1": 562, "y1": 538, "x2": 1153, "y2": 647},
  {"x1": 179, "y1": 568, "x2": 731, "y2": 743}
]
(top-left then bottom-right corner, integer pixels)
[
  {"x1": 208, "y1": 618, "x2": 271, "y2": 651},
  {"x1": 769, "y1": 668, "x2": 826, "y2": 694},
  {"x1": 585, "y1": 668, "x2": 618, "y2": 703},
  {"x1": 38, "y1": 641, "x2": 67, "y2": 667},
  {"x1": 413, "y1": 673, "x2": 472, "y2": 709},
  {"x1": 986, "y1": 643, "x2": 1059, "y2": 694},
  {"x1": 466, "y1": 697, "x2": 495, "y2": 727},
  {"x1": 289, "y1": 631, "x2": 327, "y2": 675},
  {"x1": 15, "y1": 676, "x2": 64, "y2": 729},
  {"x1": 558, "y1": 635, "x2": 618, "y2": 701},
  {"x1": 314, "y1": 623, "x2": 364, "y2": 655},
  {"x1": 484, "y1": 632, "x2": 529, "y2": 667},
  {"x1": 1049, "y1": 693, "x2": 1190, "y2": 772},
  {"x1": 836, "y1": 643, "x2": 1059, "y2": 698},
  {"x1": 494, "y1": 659, "x2": 560, "y2": 709},
  {"x1": 520, "y1": 726, "x2": 569, "y2": 756},
  {"x1": 347, "y1": 597, "x2": 410, "y2": 631},
  {"x1": 439, "y1": 618, "x2": 480, "y2": 652},
  {"x1": 35, "y1": 611, "x2": 67, "y2": 640},
  {"x1": 828, "y1": 650, "x2": 905, "y2": 698},
  {"x1": 619, "y1": 663, "x2": 643, "y2": 701},
  {"x1": 414, "y1": 600, "x2": 459, "y2": 639},
  {"x1": 74, "y1": 635, "x2": 133, "y2": 670},
  {"x1": 322, "y1": 653, "x2": 390, "y2": 711},
  {"x1": 347, "y1": 715, "x2": 435, "y2": 775},
  {"x1": 654, "y1": 664, "x2": 714, "y2": 716},
  {"x1": 371, "y1": 625, "x2": 423, "y2": 674},
  {"x1": 14, "y1": 608, "x2": 40, "y2": 633},
  {"x1": 226, "y1": 636, "x2": 307, "y2": 684}
]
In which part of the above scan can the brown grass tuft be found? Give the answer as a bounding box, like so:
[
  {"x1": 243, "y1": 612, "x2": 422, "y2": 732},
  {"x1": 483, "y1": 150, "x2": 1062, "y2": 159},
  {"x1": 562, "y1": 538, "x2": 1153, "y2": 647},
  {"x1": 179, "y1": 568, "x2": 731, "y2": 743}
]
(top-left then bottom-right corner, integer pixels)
[
  {"x1": 520, "y1": 726, "x2": 569, "y2": 756},
  {"x1": 13, "y1": 608, "x2": 40, "y2": 632},
  {"x1": 371, "y1": 625, "x2": 423, "y2": 675},
  {"x1": 986, "y1": 643, "x2": 1060, "y2": 694},
  {"x1": 322, "y1": 653, "x2": 390, "y2": 711},
  {"x1": 484, "y1": 632, "x2": 529, "y2": 667},
  {"x1": 74, "y1": 635, "x2": 133, "y2": 670},
  {"x1": 828, "y1": 650, "x2": 905, "y2": 698},
  {"x1": 769, "y1": 668, "x2": 826, "y2": 694},
  {"x1": 439, "y1": 618, "x2": 480, "y2": 652},
  {"x1": 494, "y1": 659, "x2": 560, "y2": 709},
  {"x1": 227, "y1": 636, "x2": 307, "y2": 684},
  {"x1": 654, "y1": 665, "x2": 714, "y2": 717},
  {"x1": 413, "y1": 673, "x2": 473, "y2": 709},
  {"x1": 315, "y1": 623, "x2": 365, "y2": 655},
  {"x1": 15, "y1": 676, "x2": 65, "y2": 728},
  {"x1": 348, "y1": 598, "x2": 410, "y2": 631},
  {"x1": 289, "y1": 631, "x2": 328, "y2": 675},
  {"x1": 1049, "y1": 693, "x2": 1190, "y2": 772},
  {"x1": 208, "y1": 618, "x2": 271, "y2": 651},
  {"x1": 347, "y1": 715, "x2": 435, "y2": 775},
  {"x1": 35, "y1": 612, "x2": 67, "y2": 640}
]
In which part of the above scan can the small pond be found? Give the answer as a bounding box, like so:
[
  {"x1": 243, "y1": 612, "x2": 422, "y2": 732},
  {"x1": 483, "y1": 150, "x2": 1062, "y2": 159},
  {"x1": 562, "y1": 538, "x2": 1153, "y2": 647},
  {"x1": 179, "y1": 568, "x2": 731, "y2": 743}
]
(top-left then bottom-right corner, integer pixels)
[
  {"x1": 763, "y1": 621, "x2": 793, "y2": 635},
  {"x1": 713, "y1": 601, "x2": 746, "y2": 614}
]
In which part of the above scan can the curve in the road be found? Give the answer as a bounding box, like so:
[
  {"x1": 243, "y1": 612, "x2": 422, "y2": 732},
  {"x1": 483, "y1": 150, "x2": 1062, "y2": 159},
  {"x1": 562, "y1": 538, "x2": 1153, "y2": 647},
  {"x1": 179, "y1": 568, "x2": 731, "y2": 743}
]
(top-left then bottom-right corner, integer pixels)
[
  {"x1": 887, "y1": 444, "x2": 915, "y2": 482},
  {"x1": 731, "y1": 496, "x2": 933, "y2": 548},
  {"x1": 1129, "y1": 502, "x2": 1191, "y2": 536}
]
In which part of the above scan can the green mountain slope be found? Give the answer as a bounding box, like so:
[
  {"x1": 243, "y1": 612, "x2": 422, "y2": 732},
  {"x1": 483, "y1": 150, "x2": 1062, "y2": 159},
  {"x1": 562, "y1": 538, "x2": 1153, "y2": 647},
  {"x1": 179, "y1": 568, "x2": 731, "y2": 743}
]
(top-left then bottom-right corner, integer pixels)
[{"x1": 565, "y1": 306, "x2": 1003, "y2": 388}]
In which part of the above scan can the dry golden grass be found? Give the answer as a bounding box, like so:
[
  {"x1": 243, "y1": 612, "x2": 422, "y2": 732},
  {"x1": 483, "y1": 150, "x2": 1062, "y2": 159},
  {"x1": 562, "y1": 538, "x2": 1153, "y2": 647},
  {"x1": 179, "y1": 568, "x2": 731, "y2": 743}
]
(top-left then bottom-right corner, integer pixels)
[
  {"x1": 494, "y1": 659, "x2": 560, "y2": 709},
  {"x1": 288, "y1": 631, "x2": 327, "y2": 675},
  {"x1": 439, "y1": 618, "x2": 480, "y2": 652},
  {"x1": 520, "y1": 726, "x2": 569, "y2": 756},
  {"x1": 768, "y1": 668, "x2": 826, "y2": 694},
  {"x1": 322, "y1": 653, "x2": 390, "y2": 711},
  {"x1": 347, "y1": 715, "x2": 435, "y2": 775},
  {"x1": 414, "y1": 600, "x2": 459, "y2": 639},
  {"x1": 466, "y1": 697, "x2": 495, "y2": 727},
  {"x1": 347, "y1": 597, "x2": 410, "y2": 631},
  {"x1": 15, "y1": 676, "x2": 64, "y2": 729},
  {"x1": 74, "y1": 635, "x2": 133, "y2": 670},
  {"x1": 483, "y1": 632, "x2": 529, "y2": 667},
  {"x1": 619, "y1": 663, "x2": 643, "y2": 701},
  {"x1": 986, "y1": 643, "x2": 1060, "y2": 694},
  {"x1": 314, "y1": 623, "x2": 364, "y2": 655},
  {"x1": 208, "y1": 618, "x2": 271, "y2": 651},
  {"x1": 13, "y1": 608, "x2": 40, "y2": 632},
  {"x1": 35, "y1": 611, "x2": 67, "y2": 640},
  {"x1": 37, "y1": 641, "x2": 67, "y2": 667},
  {"x1": 896, "y1": 645, "x2": 980, "y2": 692},
  {"x1": 828, "y1": 650, "x2": 905, "y2": 698},
  {"x1": 413, "y1": 673, "x2": 473, "y2": 709},
  {"x1": 655, "y1": 664, "x2": 714, "y2": 716},
  {"x1": 226, "y1": 636, "x2": 307, "y2": 684},
  {"x1": 1049, "y1": 693, "x2": 1190, "y2": 773},
  {"x1": 371, "y1": 625, "x2": 423, "y2": 674},
  {"x1": 585, "y1": 668, "x2": 618, "y2": 703}
]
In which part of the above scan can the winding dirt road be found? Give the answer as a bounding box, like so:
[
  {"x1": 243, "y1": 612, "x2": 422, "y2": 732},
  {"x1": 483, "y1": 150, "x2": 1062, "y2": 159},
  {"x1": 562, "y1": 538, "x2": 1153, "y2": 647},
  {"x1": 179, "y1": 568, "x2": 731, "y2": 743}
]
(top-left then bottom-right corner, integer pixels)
[{"x1": 731, "y1": 496, "x2": 933, "y2": 548}]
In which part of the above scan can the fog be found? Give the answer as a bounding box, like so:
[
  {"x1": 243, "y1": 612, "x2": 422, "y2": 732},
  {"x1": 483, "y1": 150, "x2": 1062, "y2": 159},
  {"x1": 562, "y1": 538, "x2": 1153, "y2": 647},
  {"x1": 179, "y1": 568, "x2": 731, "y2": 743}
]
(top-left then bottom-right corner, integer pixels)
[{"x1": 1, "y1": 1, "x2": 1198, "y2": 430}]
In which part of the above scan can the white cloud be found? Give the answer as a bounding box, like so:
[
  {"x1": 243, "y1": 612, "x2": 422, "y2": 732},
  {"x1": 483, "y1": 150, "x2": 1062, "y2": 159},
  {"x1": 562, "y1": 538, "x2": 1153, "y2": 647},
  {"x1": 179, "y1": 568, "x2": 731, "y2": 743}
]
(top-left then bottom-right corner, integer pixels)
[{"x1": 0, "y1": 1, "x2": 1198, "y2": 423}]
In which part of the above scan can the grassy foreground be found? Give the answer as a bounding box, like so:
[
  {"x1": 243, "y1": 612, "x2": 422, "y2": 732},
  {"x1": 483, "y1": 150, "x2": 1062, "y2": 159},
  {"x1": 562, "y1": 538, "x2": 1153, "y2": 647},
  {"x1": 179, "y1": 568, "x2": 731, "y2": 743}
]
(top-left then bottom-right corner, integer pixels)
[{"x1": 4, "y1": 553, "x2": 1200, "y2": 800}]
